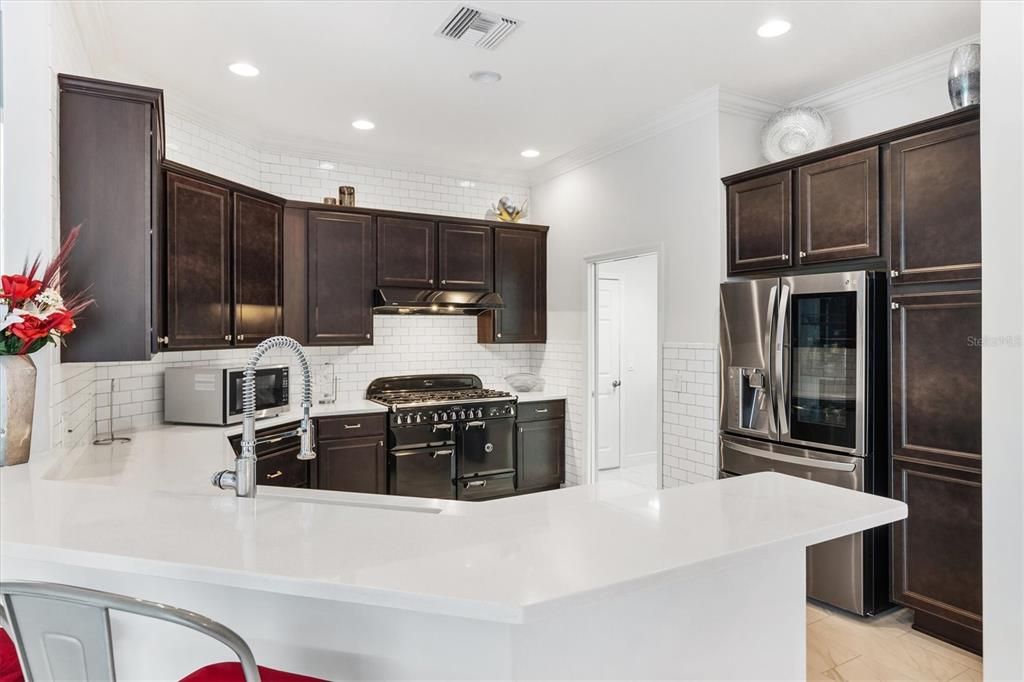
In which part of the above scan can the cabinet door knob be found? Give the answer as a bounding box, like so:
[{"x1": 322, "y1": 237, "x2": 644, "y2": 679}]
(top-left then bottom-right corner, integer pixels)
[
  {"x1": 428, "y1": 278, "x2": 434, "y2": 284},
  {"x1": 365, "y1": 333, "x2": 371, "y2": 339},
  {"x1": 441, "y1": 279, "x2": 447, "y2": 285},
  {"x1": 157, "y1": 336, "x2": 169, "y2": 345},
  {"x1": 224, "y1": 335, "x2": 232, "y2": 342},
  {"x1": 799, "y1": 251, "x2": 807, "y2": 258},
  {"x1": 780, "y1": 254, "x2": 788, "y2": 261},
  {"x1": 890, "y1": 270, "x2": 900, "y2": 278},
  {"x1": 496, "y1": 333, "x2": 502, "y2": 339},
  {"x1": 237, "y1": 334, "x2": 245, "y2": 341},
  {"x1": 891, "y1": 302, "x2": 901, "y2": 310}
]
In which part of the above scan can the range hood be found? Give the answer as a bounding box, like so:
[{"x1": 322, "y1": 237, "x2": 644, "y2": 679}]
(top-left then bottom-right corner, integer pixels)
[{"x1": 373, "y1": 288, "x2": 504, "y2": 315}]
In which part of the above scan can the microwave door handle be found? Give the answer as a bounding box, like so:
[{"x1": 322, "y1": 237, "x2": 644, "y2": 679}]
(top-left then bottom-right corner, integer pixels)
[
  {"x1": 774, "y1": 284, "x2": 791, "y2": 436},
  {"x1": 764, "y1": 284, "x2": 779, "y2": 437}
]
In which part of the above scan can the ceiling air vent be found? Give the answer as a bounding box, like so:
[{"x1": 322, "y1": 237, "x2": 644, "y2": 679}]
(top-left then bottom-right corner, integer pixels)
[{"x1": 436, "y1": 5, "x2": 520, "y2": 50}]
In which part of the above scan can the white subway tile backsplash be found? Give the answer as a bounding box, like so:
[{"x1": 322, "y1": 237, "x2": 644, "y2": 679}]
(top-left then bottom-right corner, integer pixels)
[{"x1": 661, "y1": 342, "x2": 719, "y2": 488}]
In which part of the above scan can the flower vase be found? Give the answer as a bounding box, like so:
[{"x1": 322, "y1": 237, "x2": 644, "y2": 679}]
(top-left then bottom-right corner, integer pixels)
[{"x1": 0, "y1": 354, "x2": 36, "y2": 466}]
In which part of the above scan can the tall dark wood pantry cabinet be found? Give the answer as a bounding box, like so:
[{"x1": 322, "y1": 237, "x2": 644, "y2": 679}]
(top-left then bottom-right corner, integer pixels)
[{"x1": 58, "y1": 75, "x2": 165, "y2": 362}]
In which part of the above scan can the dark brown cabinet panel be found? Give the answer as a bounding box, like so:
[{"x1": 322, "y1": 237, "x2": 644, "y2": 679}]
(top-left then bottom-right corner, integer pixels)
[
  {"x1": 58, "y1": 75, "x2": 164, "y2": 362},
  {"x1": 516, "y1": 416, "x2": 564, "y2": 493},
  {"x1": 233, "y1": 193, "x2": 283, "y2": 346},
  {"x1": 256, "y1": 447, "x2": 311, "y2": 489},
  {"x1": 438, "y1": 223, "x2": 493, "y2": 290},
  {"x1": 797, "y1": 147, "x2": 880, "y2": 264},
  {"x1": 377, "y1": 217, "x2": 436, "y2": 288},
  {"x1": 318, "y1": 436, "x2": 387, "y2": 494},
  {"x1": 165, "y1": 172, "x2": 233, "y2": 349},
  {"x1": 891, "y1": 290, "x2": 982, "y2": 470},
  {"x1": 892, "y1": 457, "x2": 982, "y2": 653},
  {"x1": 307, "y1": 211, "x2": 375, "y2": 345},
  {"x1": 479, "y1": 227, "x2": 546, "y2": 343},
  {"x1": 727, "y1": 170, "x2": 792, "y2": 274},
  {"x1": 888, "y1": 120, "x2": 981, "y2": 284}
]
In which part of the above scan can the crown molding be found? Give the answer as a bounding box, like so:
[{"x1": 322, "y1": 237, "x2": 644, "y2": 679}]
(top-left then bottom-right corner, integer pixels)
[
  {"x1": 717, "y1": 88, "x2": 782, "y2": 120},
  {"x1": 527, "y1": 86, "x2": 723, "y2": 186},
  {"x1": 163, "y1": 94, "x2": 531, "y2": 188},
  {"x1": 791, "y1": 33, "x2": 981, "y2": 112}
]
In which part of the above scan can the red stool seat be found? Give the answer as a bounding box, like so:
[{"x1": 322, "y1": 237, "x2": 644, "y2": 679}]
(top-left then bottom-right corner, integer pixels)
[
  {"x1": 0, "y1": 629, "x2": 24, "y2": 682},
  {"x1": 180, "y1": 662, "x2": 328, "y2": 682}
]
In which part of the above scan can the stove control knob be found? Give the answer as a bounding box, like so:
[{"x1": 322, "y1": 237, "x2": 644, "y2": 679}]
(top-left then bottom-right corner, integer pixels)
[
  {"x1": 448, "y1": 411, "x2": 456, "y2": 421},
  {"x1": 404, "y1": 414, "x2": 413, "y2": 425},
  {"x1": 459, "y1": 410, "x2": 466, "y2": 420},
  {"x1": 432, "y1": 412, "x2": 439, "y2": 422},
  {"x1": 415, "y1": 413, "x2": 422, "y2": 423}
]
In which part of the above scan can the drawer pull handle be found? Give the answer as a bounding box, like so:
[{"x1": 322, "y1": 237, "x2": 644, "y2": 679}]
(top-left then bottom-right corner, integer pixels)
[
  {"x1": 466, "y1": 421, "x2": 486, "y2": 429},
  {"x1": 266, "y1": 470, "x2": 283, "y2": 479},
  {"x1": 435, "y1": 449, "x2": 454, "y2": 457},
  {"x1": 465, "y1": 480, "x2": 487, "y2": 489},
  {"x1": 343, "y1": 424, "x2": 362, "y2": 429},
  {"x1": 433, "y1": 423, "x2": 453, "y2": 432},
  {"x1": 533, "y1": 408, "x2": 548, "y2": 414}
]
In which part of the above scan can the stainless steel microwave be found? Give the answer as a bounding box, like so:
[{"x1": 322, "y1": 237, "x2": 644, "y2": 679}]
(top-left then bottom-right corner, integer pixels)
[{"x1": 164, "y1": 366, "x2": 290, "y2": 426}]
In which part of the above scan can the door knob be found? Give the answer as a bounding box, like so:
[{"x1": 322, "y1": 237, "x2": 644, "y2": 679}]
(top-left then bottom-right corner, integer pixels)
[{"x1": 612, "y1": 379, "x2": 621, "y2": 388}]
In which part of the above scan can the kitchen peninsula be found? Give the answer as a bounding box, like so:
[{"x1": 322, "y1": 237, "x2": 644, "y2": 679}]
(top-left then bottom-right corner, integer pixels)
[{"x1": 0, "y1": 421, "x2": 906, "y2": 680}]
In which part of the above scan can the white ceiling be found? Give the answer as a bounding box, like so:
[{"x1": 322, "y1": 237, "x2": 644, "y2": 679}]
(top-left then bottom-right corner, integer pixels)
[{"x1": 76, "y1": 1, "x2": 980, "y2": 176}]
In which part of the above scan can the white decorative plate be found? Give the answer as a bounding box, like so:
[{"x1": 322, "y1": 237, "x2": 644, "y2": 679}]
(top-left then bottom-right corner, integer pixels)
[{"x1": 760, "y1": 107, "x2": 833, "y2": 163}]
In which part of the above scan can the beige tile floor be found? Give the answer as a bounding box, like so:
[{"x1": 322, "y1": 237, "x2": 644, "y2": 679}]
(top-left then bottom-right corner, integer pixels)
[{"x1": 807, "y1": 601, "x2": 983, "y2": 681}]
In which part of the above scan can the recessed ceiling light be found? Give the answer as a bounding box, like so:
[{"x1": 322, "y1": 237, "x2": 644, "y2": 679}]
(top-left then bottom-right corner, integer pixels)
[
  {"x1": 520, "y1": 149, "x2": 540, "y2": 159},
  {"x1": 469, "y1": 70, "x2": 502, "y2": 84},
  {"x1": 352, "y1": 119, "x2": 376, "y2": 131},
  {"x1": 757, "y1": 19, "x2": 791, "y2": 38},
  {"x1": 318, "y1": 161, "x2": 337, "y2": 171},
  {"x1": 228, "y1": 62, "x2": 260, "y2": 77}
]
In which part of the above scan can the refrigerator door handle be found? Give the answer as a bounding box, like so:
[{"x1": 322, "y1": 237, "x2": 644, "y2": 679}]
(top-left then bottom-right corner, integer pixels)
[
  {"x1": 774, "y1": 284, "x2": 791, "y2": 436},
  {"x1": 765, "y1": 285, "x2": 779, "y2": 437},
  {"x1": 725, "y1": 440, "x2": 857, "y2": 472}
]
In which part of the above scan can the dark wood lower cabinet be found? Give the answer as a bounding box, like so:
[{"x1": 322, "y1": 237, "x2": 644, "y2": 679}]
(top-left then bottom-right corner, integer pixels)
[
  {"x1": 516, "y1": 402, "x2": 566, "y2": 493},
  {"x1": 316, "y1": 415, "x2": 388, "y2": 494},
  {"x1": 891, "y1": 457, "x2": 982, "y2": 654},
  {"x1": 256, "y1": 447, "x2": 311, "y2": 489}
]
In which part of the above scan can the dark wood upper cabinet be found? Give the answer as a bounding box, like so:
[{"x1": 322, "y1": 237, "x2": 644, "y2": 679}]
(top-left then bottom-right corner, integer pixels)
[
  {"x1": 891, "y1": 289, "x2": 982, "y2": 470},
  {"x1": 891, "y1": 457, "x2": 982, "y2": 653},
  {"x1": 165, "y1": 172, "x2": 233, "y2": 350},
  {"x1": 797, "y1": 147, "x2": 880, "y2": 265},
  {"x1": 479, "y1": 227, "x2": 547, "y2": 343},
  {"x1": 307, "y1": 211, "x2": 375, "y2": 345},
  {"x1": 727, "y1": 170, "x2": 793, "y2": 274},
  {"x1": 438, "y1": 223, "x2": 493, "y2": 290},
  {"x1": 377, "y1": 217, "x2": 436, "y2": 288},
  {"x1": 58, "y1": 75, "x2": 164, "y2": 362},
  {"x1": 233, "y1": 193, "x2": 283, "y2": 346},
  {"x1": 888, "y1": 120, "x2": 981, "y2": 284}
]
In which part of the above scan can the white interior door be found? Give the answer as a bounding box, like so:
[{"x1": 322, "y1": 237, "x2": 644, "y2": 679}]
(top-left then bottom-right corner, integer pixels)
[{"x1": 597, "y1": 276, "x2": 622, "y2": 471}]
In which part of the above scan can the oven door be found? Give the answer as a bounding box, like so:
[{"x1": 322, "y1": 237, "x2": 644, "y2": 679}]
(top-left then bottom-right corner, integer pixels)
[
  {"x1": 389, "y1": 446, "x2": 456, "y2": 499},
  {"x1": 226, "y1": 366, "x2": 289, "y2": 422},
  {"x1": 777, "y1": 272, "x2": 868, "y2": 456},
  {"x1": 457, "y1": 418, "x2": 514, "y2": 478}
]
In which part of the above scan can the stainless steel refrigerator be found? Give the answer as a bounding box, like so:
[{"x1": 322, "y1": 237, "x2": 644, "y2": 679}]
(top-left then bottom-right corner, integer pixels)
[{"x1": 719, "y1": 270, "x2": 890, "y2": 615}]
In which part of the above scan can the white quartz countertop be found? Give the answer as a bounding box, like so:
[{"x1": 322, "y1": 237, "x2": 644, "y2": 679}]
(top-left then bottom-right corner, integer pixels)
[{"x1": 0, "y1": 423, "x2": 905, "y2": 624}]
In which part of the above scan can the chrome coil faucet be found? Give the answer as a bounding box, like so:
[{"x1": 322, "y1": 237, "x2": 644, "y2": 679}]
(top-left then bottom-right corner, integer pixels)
[{"x1": 212, "y1": 336, "x2": 316, "y2": 497}]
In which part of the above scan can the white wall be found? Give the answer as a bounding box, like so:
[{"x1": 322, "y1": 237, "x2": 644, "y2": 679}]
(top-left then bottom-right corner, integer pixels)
[
  {"x1": 980, "y1": 1, "x2": 1024, "y2": 677},
  {"x1": 597, "y1": 254, "x2": 658, "y2": 463}
]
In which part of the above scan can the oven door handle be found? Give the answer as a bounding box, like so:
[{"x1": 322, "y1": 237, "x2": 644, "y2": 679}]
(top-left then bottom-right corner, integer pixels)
[
  {"x1": 465, "y1": 421, "x2": 486, "y2": 429},
  {"x1": 432, "y1": 423, "x2": 453, "y2": 432}
]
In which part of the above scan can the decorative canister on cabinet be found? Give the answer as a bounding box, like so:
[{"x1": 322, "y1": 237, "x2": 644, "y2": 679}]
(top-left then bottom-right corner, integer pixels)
[
  {"x1": 338, "y1": 186, "x2": 356, "y2": 207},
  {"x1": 948, "y1": 43, "x2": 981, "y2": 110}
]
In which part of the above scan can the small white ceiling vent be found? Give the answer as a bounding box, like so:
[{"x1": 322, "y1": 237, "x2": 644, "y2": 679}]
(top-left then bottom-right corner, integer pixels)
[{"x1": 436, "y1": 5, "x2": 520, "y2": 50}]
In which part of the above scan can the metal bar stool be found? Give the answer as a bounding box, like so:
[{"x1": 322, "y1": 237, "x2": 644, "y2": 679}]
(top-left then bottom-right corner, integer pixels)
[{"x1": 0, "y1": 581, "x2": 326, "y2": 682}]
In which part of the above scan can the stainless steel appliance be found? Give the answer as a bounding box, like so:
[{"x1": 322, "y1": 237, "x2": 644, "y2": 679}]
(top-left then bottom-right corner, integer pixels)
[
  {"x1": 367, "y1": 374, "x2": 517, "y2": 500},
  {"x1": 719, "y1": 271, "x2": 889, "y2": 615},
  {"x1": 164, "y1": 365, "x2": 289, "y2": 426}
]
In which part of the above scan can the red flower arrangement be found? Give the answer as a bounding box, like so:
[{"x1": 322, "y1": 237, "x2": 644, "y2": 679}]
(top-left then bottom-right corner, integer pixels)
[{"x1": 1, "y1": 226, "x2": 93, "y2": 355}]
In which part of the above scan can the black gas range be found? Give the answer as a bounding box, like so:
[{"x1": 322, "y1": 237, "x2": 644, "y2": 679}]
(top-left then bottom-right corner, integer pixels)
[{"x1": 366, "y1": 374, "x2": 518, "y2": 501}]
